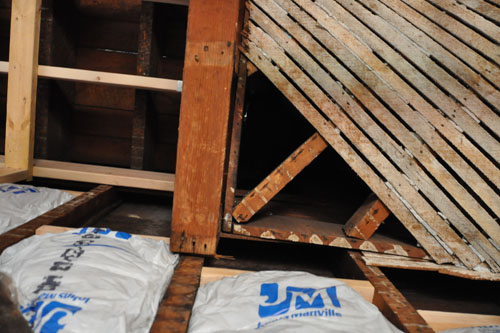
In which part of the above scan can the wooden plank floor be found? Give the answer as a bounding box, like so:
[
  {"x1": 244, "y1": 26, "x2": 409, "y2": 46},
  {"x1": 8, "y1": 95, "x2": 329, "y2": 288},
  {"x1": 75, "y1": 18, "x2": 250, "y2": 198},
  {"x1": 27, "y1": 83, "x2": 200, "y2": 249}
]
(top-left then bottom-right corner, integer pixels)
[{"x1": 241, "y1": 0, "x2": 500, "y2": 276}]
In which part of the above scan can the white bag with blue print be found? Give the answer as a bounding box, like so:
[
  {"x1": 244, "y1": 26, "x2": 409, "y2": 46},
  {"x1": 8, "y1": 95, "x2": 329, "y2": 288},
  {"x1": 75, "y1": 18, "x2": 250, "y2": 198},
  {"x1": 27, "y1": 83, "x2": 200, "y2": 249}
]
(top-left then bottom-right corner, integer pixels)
[
  {"x1": 188, "y1": 270, "x2": 402, "y2": 332},
  {"x1": 0, "y1": 183, "x2": 74, "y2": 234},
  {"x1": 0, "y1": 228, "x2": 179, "y2": 333}
]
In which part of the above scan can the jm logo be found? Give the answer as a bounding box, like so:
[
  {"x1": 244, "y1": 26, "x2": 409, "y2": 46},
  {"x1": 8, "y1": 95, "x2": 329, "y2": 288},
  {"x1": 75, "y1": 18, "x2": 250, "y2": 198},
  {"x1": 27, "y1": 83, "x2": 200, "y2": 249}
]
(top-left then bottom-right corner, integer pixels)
[
  {"x1": 258, "y1": 283, "x2": 341, "y2": 318},
  {"x1": 21, "y1": 300, "x2": 82, "y2": 333},
  {"x1": 0, "y1": 185, "x2": 39, "y2": 194}
]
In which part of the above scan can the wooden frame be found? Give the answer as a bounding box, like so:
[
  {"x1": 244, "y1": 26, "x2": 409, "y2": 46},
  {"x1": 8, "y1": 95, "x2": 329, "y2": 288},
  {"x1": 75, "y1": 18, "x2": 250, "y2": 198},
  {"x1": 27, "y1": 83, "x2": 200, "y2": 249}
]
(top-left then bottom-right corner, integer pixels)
[{"x1": 0, "y1": 1, "x2": 180, "y2": 191}]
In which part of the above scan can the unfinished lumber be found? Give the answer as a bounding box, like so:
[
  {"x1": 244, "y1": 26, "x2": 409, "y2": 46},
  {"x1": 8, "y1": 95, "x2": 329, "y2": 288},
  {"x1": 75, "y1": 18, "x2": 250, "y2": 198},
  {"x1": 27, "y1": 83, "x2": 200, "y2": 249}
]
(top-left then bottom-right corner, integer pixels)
[
  {"x1": 348, "y1": 252, "x2": 434, "y2": 332},
  {"x1": 269, "y1": 0, "x2": 500, "y2": 269},
  {"x1": 400, "y1": 0, "x2": 500, "y2": 64},
  {"x1": 309, "y1": 1, "x2": 500, "y2": 163},
  {"x1": 456, "y1": 0, "x2": 500, "y2": 24},
  {"x1": 418, "y1": 310, "x2": 500, "y2": 332},
  {"x1": 344, "y1": 193, "x2": 390, "y2": 240},
  {"x1": 0, "y1": 185, "x2": 116, "y2": 254},
  {"x1": 171, "y1": 0, "x2": 244, "y2": 255},
  {"x1": 4, "y1": 0, "x2": 41, "y2": 179},
  {"x1": 242, "y1": 37, "x2": 453, "y2": 264},
  {"x1": 361, "y1": 252, "x2": 500, "y2": 282},
  {"x1": 151, "y1": 256, "x2": 204, "y2": 333},
  {"x1": 232, "y1": 132, "x2": 328, "y2": 223},
  {"x1": 362, "y1": 0, "x2": 500, "y2": 115},
  {"x1": 245, "y1": 8, "x2": 477, "y2": 266},
  {"x1": 327, "y1": 0, "x2": 500, "y2": 216},
  {"x1": 232, "y1": 214, "x2": 429, "y2": 259},
  {"x1": 380, "y1": 0, "x2": 500, "y2": 89},
  {"x1": 145, "y1": 0, "x2": 190, "y2": 5},
  {"x1": 132, "y1": 2, "x2": 157, "y2": 170},
  {"x1": 427, "y1": 0, "x2": 500, "y2": 42},
  {"x1": 223, "y1": 55, "x2": 249, "y2": 232},
  {"x1": 0, "y1": 167, "x2": 28, "y2": 183},
  {"x1": 31, "y1": 158, "x2": 175, "y2": 191}
]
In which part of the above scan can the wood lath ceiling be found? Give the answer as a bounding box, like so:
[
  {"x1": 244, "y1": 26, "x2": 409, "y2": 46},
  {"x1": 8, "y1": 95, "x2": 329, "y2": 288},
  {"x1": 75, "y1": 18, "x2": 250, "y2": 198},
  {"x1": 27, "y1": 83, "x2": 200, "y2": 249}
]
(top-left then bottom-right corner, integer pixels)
[{"x1": 240, "y1": 0, "x2": 500, "y2": 275}]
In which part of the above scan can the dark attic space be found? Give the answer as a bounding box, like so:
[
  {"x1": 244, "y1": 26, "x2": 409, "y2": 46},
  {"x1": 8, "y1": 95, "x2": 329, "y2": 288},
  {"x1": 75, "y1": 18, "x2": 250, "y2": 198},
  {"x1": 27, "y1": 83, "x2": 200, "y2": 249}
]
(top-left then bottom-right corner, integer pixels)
[{"x1": 1, "y1": 0, "x2": 500, "y2": 332}]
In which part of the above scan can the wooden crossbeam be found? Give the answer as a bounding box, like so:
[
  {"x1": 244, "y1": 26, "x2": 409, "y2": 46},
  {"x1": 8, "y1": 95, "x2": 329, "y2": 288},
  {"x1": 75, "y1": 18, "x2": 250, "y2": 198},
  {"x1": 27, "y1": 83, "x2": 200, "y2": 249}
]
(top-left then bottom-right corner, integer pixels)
[
  {"x1": 0, "y1": 61, "x2": 182, "y2": 92},
  {"x1": 0, "y1": 156, "x2": 175, "y2": 191},
  {"x1": 4, "y1": 0, "x2": 42, "y2": 178},
  {"x1": 344, "y1": 193, "x2": 390, "y2": 240},
  {"x1": 232, "y1": 132, "x2": 327, "y2": 223}
]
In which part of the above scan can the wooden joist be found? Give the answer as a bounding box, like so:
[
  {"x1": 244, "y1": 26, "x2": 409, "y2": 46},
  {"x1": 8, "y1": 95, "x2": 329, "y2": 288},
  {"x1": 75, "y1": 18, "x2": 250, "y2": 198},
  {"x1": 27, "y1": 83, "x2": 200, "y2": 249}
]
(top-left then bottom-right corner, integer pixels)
[
  {"x1": 348, "y1": 252, "x2": 434, "y2": 332},
  {"x1": 344, "y1": 193, "x2": 391, "y2": 240},
  {"x1": 242, "y1": 0, "x2": 500, "y2": 276},
  {"x1": 232, "y1": 132, "x2": 327, "y2": 223},
  {"x1": 0, "y1": 61, "x2": 182, "y2": 92}
]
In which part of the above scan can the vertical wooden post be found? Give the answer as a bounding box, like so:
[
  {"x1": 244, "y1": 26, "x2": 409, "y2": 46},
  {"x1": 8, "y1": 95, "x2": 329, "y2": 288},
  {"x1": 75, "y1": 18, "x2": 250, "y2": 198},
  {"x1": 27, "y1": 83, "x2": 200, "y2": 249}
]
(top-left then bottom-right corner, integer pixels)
[
  {"x1": 131, "y1": 1, "x2": 157, "y2": 170},
  {"x1": 4, "y1": 0, "x2": 42, "y2": 179},
  {"x1": 171, "y1": 0, "x2": 244, "y2": 255}
]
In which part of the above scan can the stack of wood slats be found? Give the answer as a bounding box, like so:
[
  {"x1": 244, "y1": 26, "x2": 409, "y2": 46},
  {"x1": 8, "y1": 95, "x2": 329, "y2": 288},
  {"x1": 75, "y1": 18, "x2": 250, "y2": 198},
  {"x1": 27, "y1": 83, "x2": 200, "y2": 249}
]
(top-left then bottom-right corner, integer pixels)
[{"x1": 241, "y1": 0, "x2": 500, "y2": 275}]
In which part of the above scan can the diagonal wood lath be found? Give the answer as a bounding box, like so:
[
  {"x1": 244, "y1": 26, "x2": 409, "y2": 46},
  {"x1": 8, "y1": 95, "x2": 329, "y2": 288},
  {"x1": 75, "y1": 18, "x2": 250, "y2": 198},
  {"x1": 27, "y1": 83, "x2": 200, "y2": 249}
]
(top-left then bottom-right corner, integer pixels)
[{"x1": 241, "y1": 0, "x2": 500, "y2": 275}]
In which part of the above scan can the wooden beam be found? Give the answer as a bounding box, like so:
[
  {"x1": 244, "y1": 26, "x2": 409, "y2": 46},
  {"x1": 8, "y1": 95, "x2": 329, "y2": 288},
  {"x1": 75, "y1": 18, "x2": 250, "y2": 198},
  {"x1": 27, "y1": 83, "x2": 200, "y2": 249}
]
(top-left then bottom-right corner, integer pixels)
[
  {"x1": 0, "y1": 167, "x2": 28, "y2": 183},
  {"x1": 344, "y1": 193, "x2": 390, "y2": 240},
  {"x1": 0, "y1": 185, "x2": 116, "y2": 254},
  {"x1": 151, "y1": 256, "x2": 204, "y2": 332},
  {"x1": 131, "y1": 2, "x2": 158, "y2": 170},
  {"x1": 144, "y1": 0, "x2": 190, "y2": 5},
  {"x1": 0, "y1": 61, "x2": 181, "y2": 92},
  {"x1": 418, "y1": 310, "x2": 500, "y2": 332},
  {"x1": 233, "y1": 132, "x2": 328, "y2": 223},
  {"x1": 171, "y1": 0, "x2": 244, "y2": 255},
  {"x1": 0, "y1": 156, "x2": 175, "y2": 191},
  {"x1": 223, "y1": 55, "x2": 249, "y2": 232},
  {"x1": 348, "y1": 251, "x2": 434, "y2": 332},
  {"x1": 4, "y1": 0, "x2": 42, "y2": 179}
]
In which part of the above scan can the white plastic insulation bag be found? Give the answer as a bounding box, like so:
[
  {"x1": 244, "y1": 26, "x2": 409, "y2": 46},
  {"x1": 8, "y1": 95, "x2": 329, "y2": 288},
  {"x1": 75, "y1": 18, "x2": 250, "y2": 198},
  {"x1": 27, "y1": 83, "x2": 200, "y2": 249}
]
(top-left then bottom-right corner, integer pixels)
[
  {"x1": 188, "y1": 270, "x2": 402, "y2": 333},
  {"x1": 0, "y1": 227, "x2": 179, "y2": 333},
  {"x1": 0, "y1": 183, "x2": 74, "y2": 234}
]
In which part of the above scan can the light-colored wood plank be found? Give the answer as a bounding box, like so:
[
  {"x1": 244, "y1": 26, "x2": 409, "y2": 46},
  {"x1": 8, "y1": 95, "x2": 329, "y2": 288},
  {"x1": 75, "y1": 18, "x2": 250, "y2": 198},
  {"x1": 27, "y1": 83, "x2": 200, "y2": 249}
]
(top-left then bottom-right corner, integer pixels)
[
  {"x1": 242, "y1": 38, "x2": 453, "y2": 264},
  {"x1": 380, "y1": 0, "x2": 500, "y2": 89},
  {"x1": 400, "y1": 0, "x2": 500, "y2": 64},
  {"x1": 427, "y1": 0, "x2": 500, "y2": 42},
  {"x1": 364, "y1": 0, "x2": 500, "y2": 118},
  {"x1": 0, "y1": 167, "x2": 28, "y2": 183},
  {"x1": 4, "y1": 0, "x2": 42, "y2": 179},
  {"x1": 233, "y1": 132, "x2": 328, "y2": 223},
  {"x1": 456, "y1": 0, "x2": 500, "y2": 24},
  {"x1": 311, "y1": 1, "x2": 500, "y2": 163},
  {"x1": 248, "y1": 2, "x2": 480, "y2": 268},
  {"x1": 419, "y1": 310, "x2": 500, "y2": 332},
  {"x1": 36, "y1": 225, "x2": 171, "y2": 243},
  {"x1": 344, "y1": 193, "x2": 390, "y2": 240},
  {"x1": 31, "y1": 159, "x2": 175, "y2": 191},
  {"x1": 290, "y1": 3, "x2": 500, "y2": 265},
  {"x1": 318, "y1": 0, "x2": 500, "y2": 240},
  {"x1": 0, "y1": 61, "x2": 182, "y2": 92},
  {"x1": 362, "y1": 252, "x2": 500, "y2": 281}
]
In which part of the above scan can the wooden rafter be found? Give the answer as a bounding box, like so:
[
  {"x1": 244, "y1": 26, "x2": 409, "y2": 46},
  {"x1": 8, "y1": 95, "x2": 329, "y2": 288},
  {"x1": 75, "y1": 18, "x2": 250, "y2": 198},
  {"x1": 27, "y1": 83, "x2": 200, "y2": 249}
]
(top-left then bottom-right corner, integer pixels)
[{"x1": 344, "y1": 193, "x2": 391, "y2": 240}]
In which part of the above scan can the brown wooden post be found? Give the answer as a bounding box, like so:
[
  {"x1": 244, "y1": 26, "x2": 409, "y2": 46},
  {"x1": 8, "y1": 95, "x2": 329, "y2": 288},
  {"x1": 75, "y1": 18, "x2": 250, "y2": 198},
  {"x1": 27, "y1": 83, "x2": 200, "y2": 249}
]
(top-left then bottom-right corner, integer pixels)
[{"x1": 171, "y1": 0, "x2": 244, "y2": 255}]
